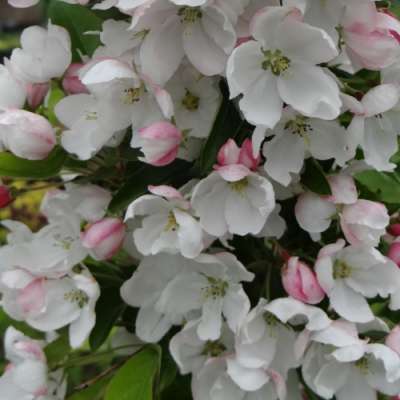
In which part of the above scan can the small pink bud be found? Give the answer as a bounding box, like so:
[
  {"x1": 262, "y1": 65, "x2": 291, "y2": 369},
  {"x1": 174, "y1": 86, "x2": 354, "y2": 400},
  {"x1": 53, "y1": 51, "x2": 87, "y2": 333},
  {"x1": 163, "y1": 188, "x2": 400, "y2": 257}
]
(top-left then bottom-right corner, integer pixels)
[
  {"x1": 134, "y1": 121, "x2": 182, "y2": 166},
  {"x1": 389, "y1": 223, "x2": 400, "y2": 237},
  {"x1": 62, "y1": 63, "x2": 88, "y2": 95},
  {"x1": 388, "y1": 241, "x2": 400, "y2": 267},
  {"x1": 26, "y1": 82, "x2": 50, "y2": 109},
  {"x1": 386, "y1": 325, "x2": 400, "y2": 355},
  {"x1": 0, "y1": 185, "x2": 13, "y2": 208},
  {"x1": 82, "y1": 218, "x2": 126, "y2": 261},
  {"x1": 238, "y1": 138, "x2": 260, "y2": 171},
  {"x1": 282, "y1": 257, "x2": 325, "y2": 305},
  {"x1": 0, "y1": 110, "x2": 56, "y2": 160}
]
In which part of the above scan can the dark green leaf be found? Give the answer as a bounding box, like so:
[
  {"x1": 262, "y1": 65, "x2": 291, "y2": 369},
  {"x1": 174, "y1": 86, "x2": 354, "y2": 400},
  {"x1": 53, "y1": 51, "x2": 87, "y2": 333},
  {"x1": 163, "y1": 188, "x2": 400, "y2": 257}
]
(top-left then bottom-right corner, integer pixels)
[
  {"x1": 89, "y1": 287, "x2": 125, "y2": 351},
  {"x1": 301, "y1": 158, "x2": 332, "y2": 195},
  {"x1": 105, "y1": 345, "x2": 161, "y2": 400},
  {"x1": 109, "y1": 160, "x2": 191, "y2": 213},
  {"x1": 355, "y1": 170, "x2": 400, "y2": 203},
  {"x1": 48, "y1": 1, "x2": 102, "y2": 59},
  {"x1": 196, "y1": 83, "x2": 243, "y2": 175},
  {"x1": 0, "y1": 147, "x2": 66, "y2": 179}
]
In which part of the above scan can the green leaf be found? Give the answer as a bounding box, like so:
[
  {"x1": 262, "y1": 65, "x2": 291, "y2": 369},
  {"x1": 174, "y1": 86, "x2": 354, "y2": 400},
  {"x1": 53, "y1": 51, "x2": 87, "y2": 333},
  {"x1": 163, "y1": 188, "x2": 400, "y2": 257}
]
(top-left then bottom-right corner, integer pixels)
[
  {"x1": 355, "y1": 170, "x2": 400, "y2": 203},
  {"x1": 301, "y1": 158, "x2": 332, "y2": 195},
  {"x1": 105, "y1": 345, "x2": 161, "y2": 400},
  {"x1": 42, "y1": 81, "x2": 65, "y2": 125},
  {"x1": 44, "y1": 333, "x2": 71, "y2": 368},
  {"x1": 48, "y1": 1, "x2": 102, "y2": 59},
  {"x1": 89, "y1": 287, "x2": 125, "y2": 351},
  {"x1": 109, "y1": 160, "x2": 191, "y2": 213},
  {"x1": 0, "y1": 147, "x2": 66, "y2": 179},
  {"x1": 196, "y1": 83, "x2": 243, "y2": 175}
]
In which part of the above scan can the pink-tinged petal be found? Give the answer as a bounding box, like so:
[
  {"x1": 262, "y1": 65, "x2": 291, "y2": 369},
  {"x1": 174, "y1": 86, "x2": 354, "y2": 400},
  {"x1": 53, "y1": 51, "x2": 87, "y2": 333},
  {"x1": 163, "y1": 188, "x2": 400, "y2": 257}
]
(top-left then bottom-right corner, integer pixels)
[
  {"x1": 26, "y1": 82, "x2": 49, "y2": 109},
  {"x1": 214, "y1": 164, "x2": 251, "y2": 182},
  {"x1": 266, "y1": 369, "x2": 287, "y2": 400},
  {"x1": 282, "y1": 257, "x2": 325, "y2": 305},
  {"x1": 17, "y1": 278, "x2": 45, "y2": 316},
  {"x1": 386, "y1": 325, "x2": 400, "y2": 355},
  {"x1": 14, "y1": 341, "x2": 45, "y2": 362},
  {"x1": 217, "y1": 139, "x2": 240, "y2": 166},
  {"x1": 62, "y1": 63, "x2": 88, "y2": 95},
  {"x1": 239, "y1": 138, "x2": 260, "y2": 170},
  {"x1": 82, "y1": 217, "x2": 126, "y2": 260},
  {"x1": 139, "y1": 121, "x2": 181, "y2": 140},
  {"x1": 340, "y1": 200, "x2": 390, "y2": 246},
  {"x1": 326, "y1": 175, "x2": 358, "y2": 205},
  {"x1": 388, "y1": 242, "x2": 400, "y2": 267},
  {"x1": 148, "y1": 185, "x2": 183, "y2": 200}
]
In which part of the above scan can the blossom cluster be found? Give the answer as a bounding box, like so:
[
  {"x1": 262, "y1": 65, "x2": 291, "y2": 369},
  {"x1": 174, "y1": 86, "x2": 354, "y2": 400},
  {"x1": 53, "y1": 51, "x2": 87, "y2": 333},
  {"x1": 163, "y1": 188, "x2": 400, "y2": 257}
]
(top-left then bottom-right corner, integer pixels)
[{"x1": 2, "y1": 0, "x2": 400, "y2": 399}]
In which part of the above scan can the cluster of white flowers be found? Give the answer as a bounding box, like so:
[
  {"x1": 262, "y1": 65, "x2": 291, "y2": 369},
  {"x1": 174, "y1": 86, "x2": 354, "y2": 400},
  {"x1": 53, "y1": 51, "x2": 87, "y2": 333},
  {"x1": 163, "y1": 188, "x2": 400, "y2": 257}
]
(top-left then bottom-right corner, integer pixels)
[{"x1": 2, "y1": 0, "x2": 400, "y2": 399}]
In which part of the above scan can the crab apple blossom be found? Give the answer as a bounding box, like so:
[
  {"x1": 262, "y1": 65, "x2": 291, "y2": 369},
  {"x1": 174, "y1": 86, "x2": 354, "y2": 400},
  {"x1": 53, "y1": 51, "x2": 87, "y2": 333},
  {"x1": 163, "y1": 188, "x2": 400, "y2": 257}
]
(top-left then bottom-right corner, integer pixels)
[
  {"x1": 295, "y1": 174, "x2": 389, "y2": 246},
  {"x1": 191, "y1": 139, "x2": 275, "y2": 236},
  {"x1": 7, "y1": 0, "x2": 40, "y2": 7},
  {"x1": 132, "y1": 0, "x2": 237, "y2": 85},
  {"x1": 0, "y1": 327, "x2": 66, "y2": 400},
  {"x1": 0, "y1": 109, "x2": 56, "y2": 160},
  {"x1": 121, "y1": 252, "x2": 254, "y2": 342},
  {"x1": 342, "y1": 3, "x2": 400, "y2": 71},
  {"x1": 255, "y1": 108, "x2": 352, "y2": 186},
  {"x1": 345, "y1": 84, "x2": 400, "y2": 171},
  {"x1": 282, "y1": 257, "x2": 325, "y2": 304},
  {"x1": 227, "y1": 6, "x2": 341, "y2": 128},
  {"x1": 81, "y1": 217, "x2": 126, "y2": 261},
  {"x1": 131, "y1": 122, "x2": 182, "y2": 166},
  {"x1": 125, "y1": 185, "x2": 204, "y2": 258},
  {"x1": 315, "y1": 240, "x2": 400, "y2": 322},
  {"x1": 10, "y1": 22, "x2": 71, "y2": 84}
]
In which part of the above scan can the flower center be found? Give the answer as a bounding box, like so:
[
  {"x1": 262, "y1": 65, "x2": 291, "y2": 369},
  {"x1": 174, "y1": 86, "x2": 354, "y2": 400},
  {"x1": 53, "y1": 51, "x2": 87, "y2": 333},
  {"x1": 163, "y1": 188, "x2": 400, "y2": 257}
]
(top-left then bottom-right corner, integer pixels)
[
  {"x1": 178, "y1": 7, "x2": 202, "y2": 23},
  {"x1": 122, "y1": 87, "x2": 142, "y2": 104},
  {"x1": 182, "y1": 89, "x2": 200, "y2": 111},
  {"x1": 202, "y1": 277, "x2": 229, "y2": 300},
  {"x1": 53, "y1": 233, "x2": 75, "y2": 250},
  {"x1": 261, "y1": 49, "x2": 290, "y2": 76},
  {"x1": 201, "y1": 340, "x2": 227, "y2": 357},
  {"x1": 333, "y1": 260, "x2": 352, "y2": 279},
  {"x1": 229, "y1": 178, "x2": 249, "y2": 194},
  {"x1": 64, "y1": 289, "x2": 89, "y2": 308},
  {"x1": 85, "y1": 111, "x2": 98, "y2": 121},
  {"x1": 164, "y1": 211, "x2": 178, "y2": 232},
  {"x1": 284, "y1": 116, "x2": 312, "y2": 136},
  {"x1": 355, "y1": 357, "x2": 369, "y2": 374}
]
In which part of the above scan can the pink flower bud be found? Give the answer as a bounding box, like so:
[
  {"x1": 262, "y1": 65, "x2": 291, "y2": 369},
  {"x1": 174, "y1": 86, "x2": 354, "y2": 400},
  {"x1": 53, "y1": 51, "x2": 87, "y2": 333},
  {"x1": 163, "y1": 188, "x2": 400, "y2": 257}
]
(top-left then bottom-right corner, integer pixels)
[
  {"x1": 386, "y1": 325, "x2": 400, "y2": 355},
  {"x1": 389, "y1": 223, "x2": 400, "y2": 237},
  {"x1": 388, "y1": 241, "x2": 400, "y2": 267},
  {"x1": 26, "y1": 82, "x2": 50, "y2": 109},
  {"x1": 62, "y1": 63, "x2": 88, "y2": 95},
  {"x1": 82, "y1": 218, "x2": 126, "y2": 261},
  {"x1": 132, "y1": 121, "x2": 182, "y2": 166},
  {"x1": 0, "y1": 185, "x2": 13, "y2": 208},
  {"x1": 0, "y1": 110, "x2": 56, "y2": 160},
  {"x1": 282, "y1": 257, "x2": 325, "y2": 305}
]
